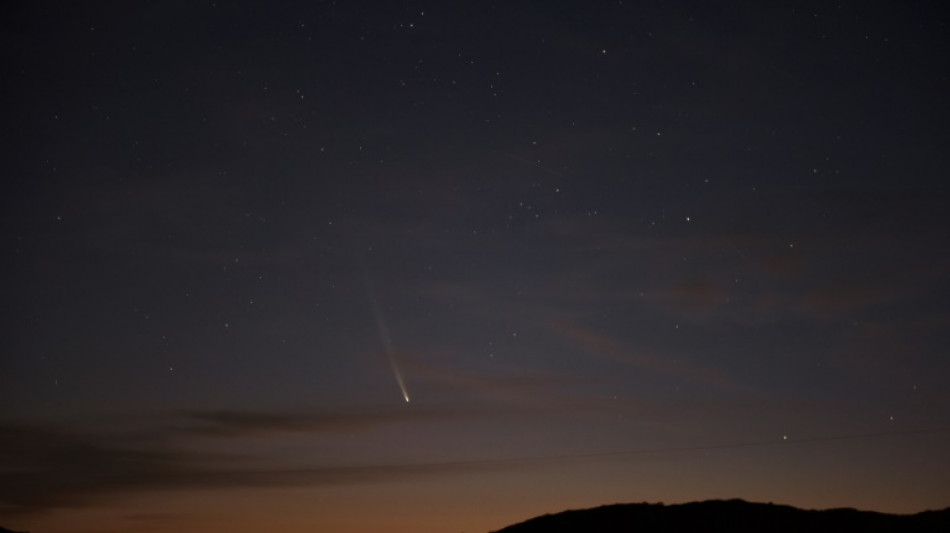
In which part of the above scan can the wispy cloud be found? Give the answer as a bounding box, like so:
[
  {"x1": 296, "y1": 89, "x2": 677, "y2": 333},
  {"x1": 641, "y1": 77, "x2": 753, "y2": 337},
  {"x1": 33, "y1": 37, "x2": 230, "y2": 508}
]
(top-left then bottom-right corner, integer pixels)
[
  {"x1": 178, "y1": 409, "x2": 404, "y2": 437},
  {"x1": 0, "y1": 405, "x2": 526, "y2": 517},
  {"x1": 0, "y1": 422, "x2": 229, "y2": 516},
  {"x1": 553, "y1": 319, "x2": 736, "y2": 390}
]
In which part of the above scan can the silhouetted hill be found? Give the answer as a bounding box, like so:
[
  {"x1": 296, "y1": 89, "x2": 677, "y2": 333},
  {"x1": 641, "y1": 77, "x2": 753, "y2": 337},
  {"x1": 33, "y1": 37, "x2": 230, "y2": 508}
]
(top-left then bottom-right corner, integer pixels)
[
  {"x1": 492, "y1": 499, "x2": 950, "y2": 533},
  {"x1": 0, "y1": 527, "x2": 29, "y2": 533}
]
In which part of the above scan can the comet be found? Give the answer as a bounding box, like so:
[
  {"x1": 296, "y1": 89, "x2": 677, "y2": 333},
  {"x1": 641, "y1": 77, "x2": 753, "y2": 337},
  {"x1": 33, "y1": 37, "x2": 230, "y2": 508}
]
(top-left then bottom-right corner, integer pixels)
[{"x1": 360, "y1": 264, "x2": 410, "y2": 403}]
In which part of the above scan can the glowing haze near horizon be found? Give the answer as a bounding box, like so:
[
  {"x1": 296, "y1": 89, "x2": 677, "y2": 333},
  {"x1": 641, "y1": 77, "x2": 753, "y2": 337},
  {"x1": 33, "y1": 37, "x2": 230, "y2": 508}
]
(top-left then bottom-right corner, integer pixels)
[{"x1": 2, "y1": 2, "x2": 949, "y2": 532}]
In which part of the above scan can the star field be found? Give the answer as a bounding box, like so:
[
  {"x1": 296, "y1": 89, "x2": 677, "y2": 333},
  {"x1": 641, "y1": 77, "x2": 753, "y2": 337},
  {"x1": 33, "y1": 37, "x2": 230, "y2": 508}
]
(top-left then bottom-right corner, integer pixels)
[{"x1": 2, "y1": 2, "x2": 949, "y2": 532}]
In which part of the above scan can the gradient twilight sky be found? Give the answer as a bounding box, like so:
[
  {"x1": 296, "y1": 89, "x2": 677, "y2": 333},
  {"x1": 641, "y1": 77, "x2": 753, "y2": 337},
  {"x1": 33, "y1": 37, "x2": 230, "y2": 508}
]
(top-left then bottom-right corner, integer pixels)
[{"x1": 2, "y1": 2, "x2": 949, "y2": 532}]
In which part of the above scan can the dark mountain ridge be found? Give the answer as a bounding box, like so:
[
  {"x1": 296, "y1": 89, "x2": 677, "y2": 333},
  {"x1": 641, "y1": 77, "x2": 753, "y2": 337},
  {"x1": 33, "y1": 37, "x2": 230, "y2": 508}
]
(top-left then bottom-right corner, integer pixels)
[{"x1": 492, "y1": 499, "x2": 950, "y2": 533}]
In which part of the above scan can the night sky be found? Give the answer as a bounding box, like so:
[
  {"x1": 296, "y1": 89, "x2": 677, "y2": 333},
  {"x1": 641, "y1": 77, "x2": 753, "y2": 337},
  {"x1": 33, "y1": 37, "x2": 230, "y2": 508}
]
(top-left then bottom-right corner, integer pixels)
[{"x1": 3, "y1": 2, "x2": 950, "y2": 532}]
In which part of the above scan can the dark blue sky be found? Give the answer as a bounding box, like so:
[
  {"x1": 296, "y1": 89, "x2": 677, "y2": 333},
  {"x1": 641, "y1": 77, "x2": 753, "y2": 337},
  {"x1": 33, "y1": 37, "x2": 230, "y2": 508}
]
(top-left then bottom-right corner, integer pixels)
[{"x1": 2, "y1": 2, "x2": 949, "y2": 532}]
